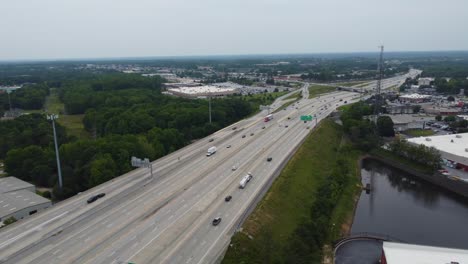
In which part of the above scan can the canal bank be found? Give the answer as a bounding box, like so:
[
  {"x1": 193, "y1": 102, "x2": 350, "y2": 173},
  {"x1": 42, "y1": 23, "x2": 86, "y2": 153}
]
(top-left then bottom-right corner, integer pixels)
[
  {"x1": 368, "y1": 150, "x2": 468, "y2": 199},
  {"x1": 335, "y1": 156, "x2": 468, "y2": 263}
]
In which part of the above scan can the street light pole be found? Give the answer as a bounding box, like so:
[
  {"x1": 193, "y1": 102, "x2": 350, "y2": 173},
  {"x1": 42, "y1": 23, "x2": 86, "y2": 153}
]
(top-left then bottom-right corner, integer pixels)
[{"x1": 47, "y1": 114, "x2": 63, "y2": 189}]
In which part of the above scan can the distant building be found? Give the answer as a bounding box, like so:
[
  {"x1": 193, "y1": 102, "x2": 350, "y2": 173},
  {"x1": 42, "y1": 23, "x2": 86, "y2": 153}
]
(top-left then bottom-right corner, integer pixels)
[
  {"x1": 381, "y1": 241, "x2": 468, "y2": 264},
  {"x1": 386, "y1": 114, "x2": 434, "y2": 131},
  {"x1": 398, "y1": 93, "x2": 431, "y2": 103},
  {"x1": 0, "y1": 177, "x2": 51, "y2": 223},
  {"x1": 167, "y1": 85, "x2": 237, "y2": 98},
  {"x1": 418, "y1": 77, "x2": 434, "y2": 86}
]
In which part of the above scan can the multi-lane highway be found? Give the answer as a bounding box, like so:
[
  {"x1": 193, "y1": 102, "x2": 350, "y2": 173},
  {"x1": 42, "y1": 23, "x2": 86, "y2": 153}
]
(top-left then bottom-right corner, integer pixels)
[{"x1": 0, "y1": 73, "x2": 410, "y2": 264}]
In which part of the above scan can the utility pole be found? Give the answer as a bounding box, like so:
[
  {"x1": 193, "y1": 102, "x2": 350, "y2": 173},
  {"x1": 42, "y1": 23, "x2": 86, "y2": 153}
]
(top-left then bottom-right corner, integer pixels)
[
  {"x1": 6, "y1": 89, "x2": 12, "y2": 112},
  {"x1": 208, "y1": 94, "x2": 212, "y2": 124},
  {"x1": 47, "y1": 114, "x2": 63, "y2": 189},
  {"x1": 373, "y1": 45, "x2": 384, "y2": 123}
]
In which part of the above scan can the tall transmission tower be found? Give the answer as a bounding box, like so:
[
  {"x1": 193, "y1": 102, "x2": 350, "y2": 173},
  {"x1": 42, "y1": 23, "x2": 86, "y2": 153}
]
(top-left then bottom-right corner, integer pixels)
[{"x1": 373, "y1": 45, "x2": 384, "y2": 123}]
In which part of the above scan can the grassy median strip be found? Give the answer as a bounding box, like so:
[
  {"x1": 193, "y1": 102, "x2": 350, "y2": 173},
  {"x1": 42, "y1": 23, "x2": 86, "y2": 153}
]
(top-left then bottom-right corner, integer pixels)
[
  {"x1": 308, "y1": 85, "x2": 336, "y2": 99},
  {"x1": 222, "y1": 119, "x2": 361, "y2": 263}
]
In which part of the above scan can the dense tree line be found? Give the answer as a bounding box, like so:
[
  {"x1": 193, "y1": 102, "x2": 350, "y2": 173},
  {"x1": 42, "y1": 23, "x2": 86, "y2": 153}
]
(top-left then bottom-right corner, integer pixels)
[
  {"x1": 2, "y1": 74, "x2": 262, "y2": 199},
  {"x1": 340, "y1": 102, "x2": 379, "y2": 150},
  {"x1": 0, "y1": 84, "x2": 49, "y2": 113},
  {"x1": 387, "y1": 138, "x2": 441, "y2": 171},
  {"x1": 434, "y1": 78, "x2": 468, "y2": 95}
]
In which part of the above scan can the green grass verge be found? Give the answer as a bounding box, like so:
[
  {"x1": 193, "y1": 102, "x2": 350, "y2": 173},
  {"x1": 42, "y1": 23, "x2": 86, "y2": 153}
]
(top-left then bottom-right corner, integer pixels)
[
  {"x1": 272, "y1": 99, "x2": 298, "y2": 114},
  {"x1": 222, "y1": 119, "x2": 361, "y2": 263},
  {"x1": 308, "y1": 85, "x2": 336, "y2": 99},
  {"x1": 45, "y1": 88, "x2": 65, "y2": 114},
  {"x1": 403, "y1": 129, "x2": 435, "y2": 137},
  {"x1": 283, "y1": 91, "x2": 301, "y2": 100},
  {"x1": 58, "y1": 114, "x2": 90, "y2": 139}
]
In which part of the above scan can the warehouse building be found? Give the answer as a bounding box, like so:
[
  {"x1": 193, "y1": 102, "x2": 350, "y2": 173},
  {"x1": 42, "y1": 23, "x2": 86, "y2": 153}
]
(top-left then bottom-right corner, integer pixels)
[
  {"x1": 0, "y1": 176, "x2": 35, "y2": 193},
  {"x1": 386, "y1": 114, "x2": 434, "y2": 132},
  {"x1": 381, "y1": 241, "x2": 468, "y2": 264},
  {"x1": 0, "y1": 177, "x2": 51, "y2": 223},
  {"x1": 408, "y1": 133, "x2": 468, "y2": 170},
  {"x1": 167, "y1": 85, "x2": 237, "y2": 98}
]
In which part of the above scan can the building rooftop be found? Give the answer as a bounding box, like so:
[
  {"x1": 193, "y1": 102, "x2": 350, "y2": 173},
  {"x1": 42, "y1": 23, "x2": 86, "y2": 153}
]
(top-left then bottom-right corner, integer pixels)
[
  {"x1": 385, "y1": 114, "x2": 434, "y2": 125},
  {"x1": 399, "y1": 93, "x2": 431, "y2": 99},
  {"x1": 0, "y1": 177, "x2": 34, "y2": 194},
  {"x1": 383, "y1": 241, "x2": 468, "y2": 264},
  {"x1": 407, "y1": 132, "x2": 468, "y2": 159},
  {"x1": 168, "y1": 85, "x2": 236, "y2": 95},
  {"x1": 0, "y1": 190, "x2": 50, "y2": 219}
]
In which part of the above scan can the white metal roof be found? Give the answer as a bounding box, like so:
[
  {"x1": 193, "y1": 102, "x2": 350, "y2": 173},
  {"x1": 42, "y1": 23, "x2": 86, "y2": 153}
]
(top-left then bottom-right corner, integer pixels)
[
  {"x1": 399, "y1": 93, "x2": 431, "y2": 99},
  {"x1": 0, "y1": 177, "x2": 34, "y2": 194},
  {"x1": 407, "y1": 133, "x2": 468, "y2": 161},
  {"x1": 0, "y1": 190, "x2": 51, "y2": 218},
  {"x1": 383, "y1": 241, "x2": 468, "y2": 264},
  {"x1": 168, "y1": 85, "x2": 236, "y2": 95}
]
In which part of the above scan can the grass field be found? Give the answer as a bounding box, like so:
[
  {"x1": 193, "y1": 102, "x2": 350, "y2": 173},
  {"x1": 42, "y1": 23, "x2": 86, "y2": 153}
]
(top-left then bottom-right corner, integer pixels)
[
  {"x1": 403, "y1": 129, "x2": 435, "y2": 137},
  {"x1": 308, "y1": 84, "x2": 336, "y2": 99},
  {"x1": 283, "y1": 91, "x2": 301, "y2": 100},
  {"x1": 43, "y1": 88, "x2": 90, "y2": 139},
  {"x1": 222, "y1": 119, "x2": 361, "y2": 263}
]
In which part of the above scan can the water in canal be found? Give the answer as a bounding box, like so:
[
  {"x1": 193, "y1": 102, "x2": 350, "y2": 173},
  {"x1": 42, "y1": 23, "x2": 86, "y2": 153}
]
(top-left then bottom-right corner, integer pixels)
[{"x1": 352, "y1": 159, "x2": 468, "y2": 249}]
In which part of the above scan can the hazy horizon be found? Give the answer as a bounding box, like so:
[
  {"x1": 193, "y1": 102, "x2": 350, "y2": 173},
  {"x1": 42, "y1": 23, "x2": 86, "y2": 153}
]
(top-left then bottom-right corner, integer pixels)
[{"x1": 2, "y1": 0, "x2": 467, "y2": 61}]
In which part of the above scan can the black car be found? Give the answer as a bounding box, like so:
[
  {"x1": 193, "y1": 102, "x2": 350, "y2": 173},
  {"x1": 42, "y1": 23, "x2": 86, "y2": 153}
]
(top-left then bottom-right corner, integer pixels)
[
  {"x1": 242, "y1": 135, "x2": 246, "y2": 138},
  {"x1": 212, "y1": 217, "x2": 222, "y2": 226},
  {"x1": 262, "y1": 126, "x2": 265, "y2": 129},
  {"x1": 344, "y1": 101, "x2": 347, "y2": 103},
  {"x1": 96, "y1": 193, "x2": 106, "y2": 198},
  {"x1": 225, "y1": 195, "x2": 232, "y2": 202},
  {"x1": 287, "y1": 117, "x2": 291, "y2": 120},
  {"x1": 87, "y1": 195, "x2": 99, "y2": 204},
  {"x1": 232, "y1": 126, "x2": 237, "y2": 130},
  {"x1": 285, "y1": 125, "x2": 288, "y2": 128},
  {"x1": 267, "y1": 157, "x2": 272, "y2": 162},
  {"x1": 209, "y1": 138, "x2": 214, "y2": 142},
  {"x1": 250, "y1": 133, "x2": 254, "y2": 136}
]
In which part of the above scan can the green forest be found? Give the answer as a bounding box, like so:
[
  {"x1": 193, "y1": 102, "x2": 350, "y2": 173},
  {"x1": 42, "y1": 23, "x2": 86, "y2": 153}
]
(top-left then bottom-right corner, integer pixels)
[{"x1": 1, "y1": 73, "x2": 268, "y2": 199}]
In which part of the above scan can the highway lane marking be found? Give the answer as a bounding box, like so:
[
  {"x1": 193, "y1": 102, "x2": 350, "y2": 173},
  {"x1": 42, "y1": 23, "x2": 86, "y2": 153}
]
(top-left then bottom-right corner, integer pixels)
[
  {"x1": 0, "y1": 211, "x2": 69, "y2": 250},
  {"x1": 52, "y1": 249, "x2": 61, "y2": 255}
]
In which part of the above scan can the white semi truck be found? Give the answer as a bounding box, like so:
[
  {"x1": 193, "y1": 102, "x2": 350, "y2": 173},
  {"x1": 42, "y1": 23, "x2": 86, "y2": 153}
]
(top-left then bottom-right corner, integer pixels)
[
  {"x1": 206, "y1": 146, "x2": 217, "y2": 156},
  {"x1": 239, "y1": 172, "x2": 253, "y2": 189}
]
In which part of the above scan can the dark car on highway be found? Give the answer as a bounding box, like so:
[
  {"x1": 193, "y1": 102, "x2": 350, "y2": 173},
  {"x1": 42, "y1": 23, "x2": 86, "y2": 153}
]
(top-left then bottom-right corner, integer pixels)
[
  {"x1": 97, "y1": 193, "x2": 105, "y2": 198},
  {"x1": 250, "y1": 133, "x2": 254, "y2": 136},
  {"x1": 267, "y1": 157, "x2": 272, "y2": 162},
  {"x1": 209, "y1": 138, "x2": 214, "y2": 142},
  {"x1": 212, "y1": 217, "x2": 222, "y2": 226},
  {"x1": 87, "y1": 195, "x2": 99, "y2": 204},
  {"x1": 225, "y1": 195, "x2": 232, "y2": 202},
  {"x1": 242, "y1": 135, "x2": 246, "y2": 138}
]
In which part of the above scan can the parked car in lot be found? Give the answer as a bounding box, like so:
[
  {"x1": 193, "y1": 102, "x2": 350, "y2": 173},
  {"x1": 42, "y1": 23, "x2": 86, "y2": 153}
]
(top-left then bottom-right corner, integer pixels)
[
  {"x1": 212, "y1": 217, "x2": 222, "y2": 226},
  {"x1": 225, "y1": 196, "x2": 232, "y2": 202}
]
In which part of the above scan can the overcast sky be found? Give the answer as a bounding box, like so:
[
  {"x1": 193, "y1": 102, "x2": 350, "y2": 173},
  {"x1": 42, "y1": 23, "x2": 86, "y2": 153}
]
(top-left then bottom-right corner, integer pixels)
[{"x1": 1, "y1": 0, "x2": 467, "y2": 60}]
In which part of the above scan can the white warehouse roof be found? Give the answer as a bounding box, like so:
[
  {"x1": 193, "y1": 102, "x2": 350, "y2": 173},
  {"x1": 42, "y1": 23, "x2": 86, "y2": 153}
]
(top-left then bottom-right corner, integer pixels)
[
  {"x1": 399, "y1": 93, "x2": 431, "y2": 99},
  {"x1": 383, "y1": 241, "x2": 468, "y2": 264},
  {"x1": 407, "y1": 133, "x2": 468, "y2": 165},
  {"x1": 168, "y1": 85, "x2": 236, "y2": 95},
  {"x1": 0, "y1": 190, "x2": 51, "y2": 219},
  {"x1": 0, "y1": 177, "x2": 34, "y2": 194}
]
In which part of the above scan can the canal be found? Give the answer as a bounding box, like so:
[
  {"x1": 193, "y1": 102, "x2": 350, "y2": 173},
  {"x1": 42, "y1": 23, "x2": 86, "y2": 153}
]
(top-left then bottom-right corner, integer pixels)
[{"x1": 336, "y1": 158, "x2": 468, "y2": 263}]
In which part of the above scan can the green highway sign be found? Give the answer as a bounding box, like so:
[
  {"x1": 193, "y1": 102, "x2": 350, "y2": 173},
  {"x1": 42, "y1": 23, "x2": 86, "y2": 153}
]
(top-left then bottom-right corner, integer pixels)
[{"x1": 300, "y1": 115, "x2": 313, "y2": 121}]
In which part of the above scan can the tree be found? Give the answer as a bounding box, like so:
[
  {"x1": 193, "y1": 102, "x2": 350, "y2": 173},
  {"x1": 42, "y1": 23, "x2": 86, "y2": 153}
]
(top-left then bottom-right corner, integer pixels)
[
  {"x1": 2, "y1": 216, "x2": 17, "y2": 226},
  {"x1": 436, "y1": 115, "x2": 442, "y2": 121},
  {"x1": 377, "y1": 116, "x2": 395, "y2": 137},
  {"x1": 412, "y1": 105, "x2": 421, "y2": 113},
  {"x1": 444, "y1": 116, "x2": 456, "y2": 122}
]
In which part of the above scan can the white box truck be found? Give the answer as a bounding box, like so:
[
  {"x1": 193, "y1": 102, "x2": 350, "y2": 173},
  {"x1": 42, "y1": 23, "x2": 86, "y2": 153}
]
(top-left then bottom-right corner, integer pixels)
[
  {"x1": 239, "y1": 172, "x2": 253, "y2": 189},
  {"x1": 207, "y1": 146, "x2": 217, "y2": 156}
]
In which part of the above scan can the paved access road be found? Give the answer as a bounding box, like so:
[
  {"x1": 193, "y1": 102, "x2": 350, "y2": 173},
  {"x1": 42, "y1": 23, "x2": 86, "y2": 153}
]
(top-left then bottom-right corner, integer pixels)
[{"x1": 0, "y1": 74, "x2": 410, "y2": 264}]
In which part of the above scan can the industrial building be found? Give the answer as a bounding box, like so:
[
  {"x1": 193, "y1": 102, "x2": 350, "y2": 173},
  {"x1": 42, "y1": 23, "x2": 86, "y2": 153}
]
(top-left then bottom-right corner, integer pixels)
[
  {"x1": 381, "y1": 241, "x2": 468, "y2": 264},
  {"x1": 386, "y1": 114, "x2": 434, "y2": 131},
  {"x1": 408, "y1": 133, "x2": 468, "y2": 170},
  {"x1": 398, "y1": 93, "x2": 431, "y2": 103},
  {"x1": 0, "y1": 177, "x2": 51, "y2": 223},
  {"x1": 167, "y1": 85, "x2": 237, "y2": 98}
]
